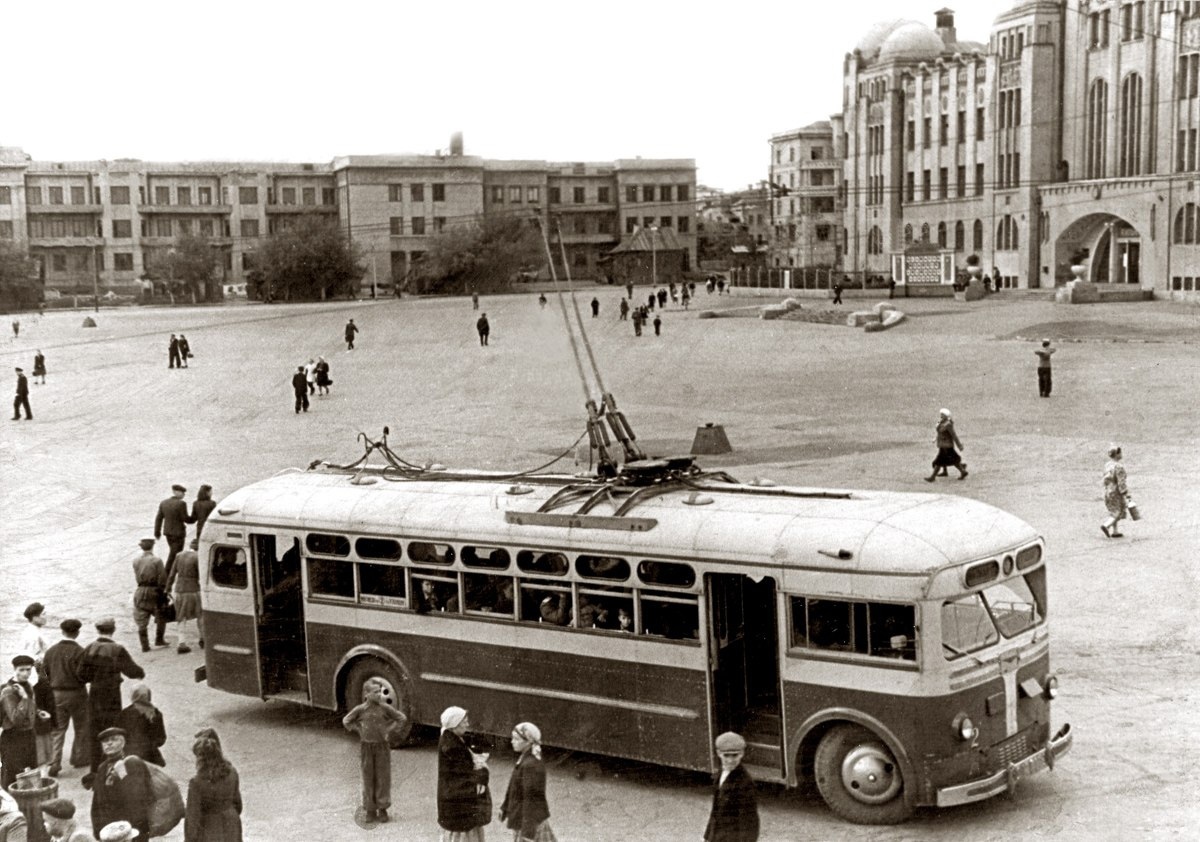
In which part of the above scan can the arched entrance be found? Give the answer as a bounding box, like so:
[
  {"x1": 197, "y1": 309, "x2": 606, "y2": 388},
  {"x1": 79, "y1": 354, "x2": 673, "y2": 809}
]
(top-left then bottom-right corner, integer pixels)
[{"x1": 1055, "y1": 213, "x2": 1142, "y2": 286}]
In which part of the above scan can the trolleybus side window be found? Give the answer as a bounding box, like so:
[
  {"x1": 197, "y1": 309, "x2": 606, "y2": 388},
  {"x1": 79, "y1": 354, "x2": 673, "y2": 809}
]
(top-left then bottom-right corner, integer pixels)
[
  {"x1": 413, "y1": 567, "x2": 458, "y2": 613},
  {"x1": 637, "y1": 560, "x2": 696, "y2": 588},
  {"x1": 308, "y1": 555, "x2": 355, "y2": 599},
  {"x1": 210, "y1": 546, "x2": 248, "y2": 589},
  {"x1": 358, "y1": 561, "x2": 407, "y2": 607},
  {"x1": 576, "y1": 584, "x2": 633, "y2": 630},
  {"x1": 790, "y1": 597, "x2": 916, "y2": 661},
  {"x1": 409, "y1": 542, "x2": 455, "y2": 565},
  {"x1": 306, "y1": 533, "x2": 350, "y2": 557},
  {"x1": 576, "y1": 555, "x2": 630, "y2": 580},
  {"x1": 462, "y1": 546, "x2": 512, "y2": 569},
  {"x1": 640, "y1": 590, "x2": 700, "y2": 641},
  {"x1": 517, "y1": 550, "x2": 569, "y2": 576},
  {"x1": 356, "y1": 537, "x2": 403, "y2": 560},
  {"x1": 464, "y1": 573, "x2": 515, "y2": 617},
  {"x1": 520, "y1": 579, "x2": 572, "y2": 625}
]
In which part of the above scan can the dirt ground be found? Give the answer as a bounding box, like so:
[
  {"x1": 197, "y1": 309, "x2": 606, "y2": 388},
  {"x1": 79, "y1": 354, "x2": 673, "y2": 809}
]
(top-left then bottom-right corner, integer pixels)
[{"x1": 1, "y1": 290, "x2": 1197, "y2": 840}]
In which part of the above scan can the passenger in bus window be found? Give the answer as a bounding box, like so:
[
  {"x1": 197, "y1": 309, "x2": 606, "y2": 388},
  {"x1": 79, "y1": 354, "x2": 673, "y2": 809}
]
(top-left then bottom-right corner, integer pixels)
[
  {"x1": 492, "y1": 581, "x2": 514, "y2": 616},
  {"x1": 616, "y1": 607, "x2": 633, "y2": 633},
  {"x1": 539, "y1": 594, "x2": 570, "y2": 626},
  {"x1": 417, "y1": 580, "x2": 444, "y2": 613},
  {"x1": 576, "y1": 595, "x2": 607, "y2": 629}
]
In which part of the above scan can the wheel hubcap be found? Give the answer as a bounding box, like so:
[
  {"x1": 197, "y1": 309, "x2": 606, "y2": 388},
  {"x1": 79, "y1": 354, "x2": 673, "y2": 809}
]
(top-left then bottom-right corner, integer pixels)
[{"x1": 840, "y1": 743, "x2": 901, "y2": 804}]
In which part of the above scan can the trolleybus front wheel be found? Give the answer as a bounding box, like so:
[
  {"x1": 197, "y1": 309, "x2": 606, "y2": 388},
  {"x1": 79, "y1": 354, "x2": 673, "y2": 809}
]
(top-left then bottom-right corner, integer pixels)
[
  {"x1": 814, "y1": 724, "x2": 911, "y2": 824},
  {"x1": 344, "y1": 658, "x2": 413, "y2": 747}
]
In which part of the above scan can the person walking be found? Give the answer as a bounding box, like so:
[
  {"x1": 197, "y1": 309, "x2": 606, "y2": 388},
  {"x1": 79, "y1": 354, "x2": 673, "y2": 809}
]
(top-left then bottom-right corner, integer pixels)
[
  {"x1": 1034, "y1": 339, "x2": 1056, "y2": 398},
  {"x1": 1, "y1": 655, "x2": 46, "y2": 791},
  {"x1": 12, "y1": 367, "x2": 31, "y2": 420},
  {"x1": 10, "y1": 319, "x2": 17, "y2": 339},
  {"x1": 189, "y1": 485, "x2": 216, "y2": 540},
  {"x1": 131, "y1": 538, "x2": 168, "y2": 652},
  {"x1": 472, "y1": 291, "x2": 480, "y2": 311},
  {"x1": 42, "y1": 618, "x2": 91, "y2": 778},
  {"x1": 342, "y1": 677, "x2": 408, "y2": 823},
  {"x1": 344, "y1": 319, "x2": 358, "y2": 351},
  {"x1": 304, "y1": 359, "x2": 317, "y2": 395},
  {"x1": 657, "y1": 289, "x2": 667, "y2": 309},
  {"x1": 499, "y1": 722, "x2": 555, "y2": 842},
  {"x1": 681, "y1": 287, "x2": 690, "y2": 310},
  {"x1": 18, "y1": 602, "x2": 54, "y2": 770},
  {"x1": 116, "y1": 685, "x2": 165, "y2": 767},
  {"x1": 90, "y1": 727, "x2": 154, "y2": 840},
  {"x1": 832, "y1": 279, "x2": 845, "y2": 305},
  {"x1": 590, "y1": 297, "x2": 599, "y2": 318},
  {"x1": 78, "y1": 619, "x2": 144, "y2": 780},
  {"x1": 888, "y1": 278, "x2": 896, "y2": 299},
  {"x1": 40, "y1": 797, "x2": 94, "y2": 842},
  {"x1": 476, "y1": 313, "x2": 490, "y2": 347},
  {"x1": 618, "y1": 298, "x2": 629, "y2": 321},
  {"x1": 184, "y1": 729, "x2": 243, "y2": 842},
  {"x1": 925, "y1": 408, "x2": 967, "y2": 482},
  {"x1": 178, "y1": 335, "x2": 191, "y2": 368},
  {"x1": 155, "y1": 484, "x2": 189, "y2": 579},
  {"x1": 653, "y1": 314, "x2": 662, "y2": 337},
  {"x1": 632, "y1": 310, "x2": 643, "y2": 337},
  {"x1": 703, "y1": 732, "x2": 759, "y2": 842},
  {"x1": 32, "y1": 350, "x2": 46, "y2": 384},
  {"x1": 1101, "y1": 445, "x2": 1134, "y2": 538},
  {"x1": 625, "y1": 281, "x2": 633, "y2": 300},
  {"x1": 291, "y1": 367, "x2": 309, "y2": 414},
  {"x1": 315, "y1": 357, "x2": 331, "y2": 396},
  {"x1": 646, "y1": 293, "x2": 655, "y2": 313},
  {"x1": 437, "y1": 706, "x2": 490, "y2": 842},
  {"x1": 169, "y1": 335, "x2": 182, "y2": 369},
  {"x1": 166, "y1": 539, "x2": 203, "y2": 653},
  {"x1": 717, "y1": 277, "x2": 725, "y2": 294},
  {"x1": 537, "y1": 293, "x2": 547, "y2": 310}
]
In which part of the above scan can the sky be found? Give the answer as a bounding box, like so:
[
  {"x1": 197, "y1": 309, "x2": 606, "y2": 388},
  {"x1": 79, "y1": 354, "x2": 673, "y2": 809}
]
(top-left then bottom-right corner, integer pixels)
[{"x1": 6, "y1": 1, "x2": 999, "y2": 192}]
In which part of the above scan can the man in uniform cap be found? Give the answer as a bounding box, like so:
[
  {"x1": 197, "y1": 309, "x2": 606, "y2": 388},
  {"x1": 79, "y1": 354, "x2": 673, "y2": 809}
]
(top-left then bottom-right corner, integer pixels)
[
  {"x1": 154, "y1": 484, "x2": 189, "y2": 579},
  {"x1": 131, "y1": 538, "x2": 168, "y2": 652},
  {"x1": 41, "y1": 796, "x2": 94, "y2": 842},
  {"x1": 42, "y1": 618, "x2": 91, "y2": 777},
  {"x1": 1, "y1": 654, "x2": 48, "y2": 790},
  {"x1": 12, "y1": 366, "x2": 32, "y2": 421},
  {"x1": 90, "y1": 727, "x2": 152, "y2": 840},
  {"x1": 78, "y1": 620, "x2": 144, "y2": 778},
  {"x1": 703, "y1": 731, "x2": 759, "y2": 842}
]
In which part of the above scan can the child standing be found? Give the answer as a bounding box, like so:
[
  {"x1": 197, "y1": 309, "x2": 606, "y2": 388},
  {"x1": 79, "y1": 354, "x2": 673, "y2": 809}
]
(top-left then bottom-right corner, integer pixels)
[{"x1": 342, "y1": 679, "x2": 408, "y2": 823}]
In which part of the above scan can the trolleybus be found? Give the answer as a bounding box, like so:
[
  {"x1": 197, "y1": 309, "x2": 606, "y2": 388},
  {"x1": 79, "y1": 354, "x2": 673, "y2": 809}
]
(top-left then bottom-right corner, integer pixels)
[{"x1": 196, "y1": 456, "x2": 1071, "y2": 824}]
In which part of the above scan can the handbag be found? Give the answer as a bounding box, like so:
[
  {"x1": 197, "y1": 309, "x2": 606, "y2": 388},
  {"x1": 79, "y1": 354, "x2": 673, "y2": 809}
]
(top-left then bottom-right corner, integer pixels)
[
  {"x1": 145, "y1": 761, "x2": 186, "y2": 836},
  {"x1": 159, "y1": 593, "x2": 177, "y2": 623}
]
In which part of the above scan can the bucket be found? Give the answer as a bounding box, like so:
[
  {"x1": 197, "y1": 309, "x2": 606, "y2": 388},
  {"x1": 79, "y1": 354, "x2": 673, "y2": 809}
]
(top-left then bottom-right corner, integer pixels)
[
  {"x1": 9, "y1": 773, "x2": 58, "y2": 842},
  {"x1": 1128, "y1": 501, "x2": 1141, "y2": 521}
]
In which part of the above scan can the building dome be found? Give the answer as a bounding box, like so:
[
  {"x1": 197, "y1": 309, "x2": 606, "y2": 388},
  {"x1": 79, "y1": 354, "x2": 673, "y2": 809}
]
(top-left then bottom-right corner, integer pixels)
[
  {"x1": 878, "y1": 22, "x2": 947, "y2": 61},
  {"x1": 855, "y1": 19, "x2": 921, "y2": 59}
]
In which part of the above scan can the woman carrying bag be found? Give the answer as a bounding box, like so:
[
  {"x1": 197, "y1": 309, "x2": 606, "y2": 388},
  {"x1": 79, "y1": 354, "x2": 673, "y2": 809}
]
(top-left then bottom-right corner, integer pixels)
[{"x1": 437, "y1": 706, "x2": 490, "y2": 842}]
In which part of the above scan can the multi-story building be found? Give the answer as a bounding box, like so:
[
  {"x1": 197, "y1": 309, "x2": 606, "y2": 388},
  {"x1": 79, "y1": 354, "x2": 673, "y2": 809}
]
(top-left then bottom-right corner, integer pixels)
[
  {"x1": 837, "y1": 3, "x2": 1200, "y2": 298},
  {"x1": 0, "y1": 137, "x2": 695, "y2": 295},
  {"x1": 768, "y1": 122, "x2": 842, "y2": 269}
]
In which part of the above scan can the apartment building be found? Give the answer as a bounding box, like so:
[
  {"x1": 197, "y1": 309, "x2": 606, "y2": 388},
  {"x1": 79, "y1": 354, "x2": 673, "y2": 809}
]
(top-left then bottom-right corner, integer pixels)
[{"x1": 767, "y1": 122, "x2": 841, "y2": 269}]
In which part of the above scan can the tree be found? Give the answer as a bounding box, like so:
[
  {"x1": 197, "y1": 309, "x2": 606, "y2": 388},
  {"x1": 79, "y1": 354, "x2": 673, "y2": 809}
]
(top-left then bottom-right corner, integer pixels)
[
  {"x1": 411, "y1": 214, "x2": 544, "y2": 295},
  {"x1": 145, "y1": 235, "x2": 222, "y2": 303},
  {"x1": 254, "y1": 213, "x2": 364, "y2": 301},
  {"x1": 0, "y1": 240, "x2": 39, "y2": 312}
]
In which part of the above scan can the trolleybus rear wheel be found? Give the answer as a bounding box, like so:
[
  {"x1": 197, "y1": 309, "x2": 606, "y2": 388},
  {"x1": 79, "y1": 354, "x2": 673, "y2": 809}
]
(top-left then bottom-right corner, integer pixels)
[
  {"x1": 814, "y1": 724, "x2": 911, "y2": 824},
  {"x1": 344, "y1": 658, "x2": 413, "y2": 747}
]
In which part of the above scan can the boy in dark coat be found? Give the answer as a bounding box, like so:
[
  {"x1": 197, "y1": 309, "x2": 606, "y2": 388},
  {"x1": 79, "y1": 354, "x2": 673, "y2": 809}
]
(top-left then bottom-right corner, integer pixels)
[
  {"x1": 703, "y1": 731, "x2": 759, "y2": 842},
  {"x1": 343, "y1": 678, "x2": 408, "y2": 823}
]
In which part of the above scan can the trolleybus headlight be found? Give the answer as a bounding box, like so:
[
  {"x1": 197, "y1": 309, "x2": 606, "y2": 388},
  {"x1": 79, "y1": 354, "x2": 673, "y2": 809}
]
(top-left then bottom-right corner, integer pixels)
[
  {"x1": 952, "y1": 713, "x2": 977, "y2": 741},
  {"x1": 1045, "y1": 675, "x2": 1059, "y2": 699}
]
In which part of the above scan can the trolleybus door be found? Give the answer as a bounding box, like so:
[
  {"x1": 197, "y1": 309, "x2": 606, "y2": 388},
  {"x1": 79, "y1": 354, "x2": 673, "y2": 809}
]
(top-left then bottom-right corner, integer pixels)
[
  {"x1": 251, "y1": 533, "x2": 310, "y2": 702},
  {"x1": 705, "y1": 573, "x2": 785, "y2": 780}
]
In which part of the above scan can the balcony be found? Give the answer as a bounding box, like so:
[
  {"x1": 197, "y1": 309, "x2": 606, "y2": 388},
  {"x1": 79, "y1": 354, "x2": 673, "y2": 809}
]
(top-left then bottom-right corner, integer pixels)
[
  {"x1": 547, "y1": 203, "x2": 617, "y2": 213},
  {"x1": 557, "y1": 232, "x2": 620, "y2": 244},
  {"x1": 28, "y1": 236, "x2": 104, "y2": 247},
  {"x1": 137, "y1": 204, "x2": 233, "y2": 214},
  {"x1": 28, "y1": 204, "x2": 104, "y2": 214},
  {"x1": 265, "y1": 203, "x2": 338, "y2": 214}
]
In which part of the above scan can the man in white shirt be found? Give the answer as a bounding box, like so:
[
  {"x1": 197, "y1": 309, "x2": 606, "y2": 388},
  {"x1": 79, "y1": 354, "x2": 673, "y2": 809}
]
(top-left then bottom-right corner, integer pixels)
[{"x1": 18, "y1": 602, "x2": 49, "y2": 682}]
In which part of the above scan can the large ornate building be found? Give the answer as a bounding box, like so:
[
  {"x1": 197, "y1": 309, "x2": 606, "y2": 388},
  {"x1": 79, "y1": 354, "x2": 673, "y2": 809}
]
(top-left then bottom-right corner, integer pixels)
[
  {"x1": 834, "y1": 2, "x2": 1200, "y2": 298},
  {"x1": 0, "y1": 137, "x2": 695, "y2": 295}
]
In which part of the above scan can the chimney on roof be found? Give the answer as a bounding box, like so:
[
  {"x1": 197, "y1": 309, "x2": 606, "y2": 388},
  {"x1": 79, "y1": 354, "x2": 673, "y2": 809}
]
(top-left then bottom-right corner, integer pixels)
[
  {"x1": 935, "y1": 8, "x2": 957, "y2": 47},
  {"x1": 449, "y1": 132, "x2": 463, "y2": 156}
]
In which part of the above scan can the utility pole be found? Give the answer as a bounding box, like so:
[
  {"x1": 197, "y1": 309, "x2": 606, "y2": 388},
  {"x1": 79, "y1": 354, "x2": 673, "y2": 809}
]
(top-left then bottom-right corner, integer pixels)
[
  {"x1": 92, "y1": 244, "x2": 100, "y2": 312},
  {"x1": 650, "y1": 225, "x2": 658, "y2": 288}
]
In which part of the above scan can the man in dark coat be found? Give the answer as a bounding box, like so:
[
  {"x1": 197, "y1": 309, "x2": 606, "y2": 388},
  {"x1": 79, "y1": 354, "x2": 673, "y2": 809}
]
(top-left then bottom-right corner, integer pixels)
[
  {"x1": 154, "y1": 484, "x2": 189, "y2": 578},
  {"x1": 131, "y1": 538, "x2": 168, "y2": 651},
  {"x1": 90, "y1": 727, "x2": 153, "y2": 840},
  {"x1": 42, "y1": 619, "x2": 90, "y2": 776},
  {"x1": 344, "y1": 319, "x2": 359, "y2": 350},
  {"x1": 12, "y1": 367, "x2": 31, "y2": 421},
  {"x1": 703, "y1": 731, "x2": 759, "y2": 842},
  {"x1": 292, "y1": 366, "x2": 309, "y2": 413},
  {"x1": 590, "y1": 297, "x2": 599, "y2": 318},
  {"x1": 476, "y1": 313, "x2": 490, "y2": 346},
  {"x1": 168, "y1": 334, "x2": 182, "y2": 369},
  {"x1": 1, "y1": 655, "x2": 44, "y2": 790},
  {"x1": 178, "y1": 334, "x2": 191, "y2": 367},
  {"x1": 78, "y1": 620, "x2": 144, "y2": 778}
]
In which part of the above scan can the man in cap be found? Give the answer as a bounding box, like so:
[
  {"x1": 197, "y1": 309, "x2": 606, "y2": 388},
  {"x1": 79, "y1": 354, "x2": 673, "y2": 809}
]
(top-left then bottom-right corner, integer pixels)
[
  {"x1": 1034, "y1": 338, "x2": 1056, "y2": 398},
  {"x1": 40, "y1": 797, "x2": 94, "y2": 842},
  {"x1": 1, "y1": 655, "x2": 48, "y2": 790},
  {"x1": 90, "y1": 727, "x2": 152, "y2": 841},
  {"x1": 78, "y1": 619, "x2": 144, "y2": 778},
  {"x1": 12, "y1": 366, "x2": 31, "y2": 421},
  {"x1": 42, "y1": 618, "x2": 91, "y2": 777},
  {"x1": 703, "y1": 731, "x2": 759, "y2": 842},
  {"x1": 18, "y1": 602, "x2": 49, "y2": 666},
  {"x1": 154, "y1": 484, "x2": 189, "y2": 579},
  {"x1": 131, "y1": 538, "x2": 168, "y2": 652}
]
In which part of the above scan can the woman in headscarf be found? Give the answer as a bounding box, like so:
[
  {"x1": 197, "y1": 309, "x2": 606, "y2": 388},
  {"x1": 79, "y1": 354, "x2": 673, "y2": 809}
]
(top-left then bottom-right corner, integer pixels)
[
  {"x1": 925, "y1": 408, "x2": 968, "y2": 482},
  {"x1": 190, "y1": 485, "x2": 216, "y2": 539},
  {"x1": 184, "y1": 729, "x2": 243, "y2": 842},
  {"x1": 500, "y1": 722, "x2": 555, "y2": 842},
  {"x1": 315, "y1": 356, "x2": 331, "y2": 396},
  {"x1": 1101, "y1": 445, "x2": 1133, "y2": 538},
  {"x1": 437, "y1": 706, "x2": 490, "y2": 841},
  {"x1": 116, "y1": 683, "x2": 166, "y2": 766}
]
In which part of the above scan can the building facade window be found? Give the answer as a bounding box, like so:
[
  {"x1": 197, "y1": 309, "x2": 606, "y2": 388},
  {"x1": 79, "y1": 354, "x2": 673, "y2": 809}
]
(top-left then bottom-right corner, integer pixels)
[
  {"x1": 574, "y1": 187, "x2": 586, "y2": 204},
  {"x1": 996, "y1": 215, "x2": 1019, "y2": 251},
  {"x1": 240, "y1": 219, "x2": 259, "y2": 237},
  {"x1": 527, "y1": 186, "x2": 541, "y2": 204},
  {"x1": 112, "y1": 219, "x2": 131, "y2": 238},
  {"x1": 1120, "y1": 2, "x2": 1145, "y2": 41},
  {"x1": 411, "y1": 184, "x2": 425, "y2": 202},
  {"x1": 389, "y1": 184, "x2": 404, "y2": 202},
  {"x1": 390, "y1": 217, "x2": 403, "y2": 235},
  {"x1": 509, "y1": 186, "x2": 523, "y2": 204},
  {"x1": 973, "y1": 219, "x2": 984, "y2": 251},
  {"x1": 1086, "y1": 79, "x2": 1109, "y2": 178},
  {"x1": 433, "y1": 184, "x2": 445, "y2": 201},
  {"x1": 239, "y1": 187, "x2": 258, "y2": 204},
  {"x1": 114, "y1": 253, "x2": 134, "y2": 271},
  {"x1": 954, "y1": 220, "x2": 965, "y2": 250},
  {"x1": 937, "y1": 221, "x2": 947, "y2": 248},
  {"x1": 642, "y1": 185, "x2": 655, "y2": 202},
  {"x1": 975, "y1": 164, "x2": 985, "y2": 196},
  {"x1": 303, "y1": 187, "x2": 316, "y2": 205},
  {"x1": 548, "y1": 187, "x2": 561, "y2": 204},
  {"x1": 867, "y1": 225, "x2": 883, "y2": 255},
  {"x1": 1119, "y1": 72, "x2": 1143, "y2": 177},
  {"x1": 904, "y1": 224, "x2": 913, "y2": 244},
  {"x1": 1174, "y1": 203, "x2": 1200, "y2": 243},
  {"x1": 1179, "y1": 54, "x2": 1200, "y2": 99},
  {"x1": 921, "y1": 222, "x2": 930, "y2": 243},
  {"x1": 411, "y1": 217, "x2": 426, "y2": 235}
]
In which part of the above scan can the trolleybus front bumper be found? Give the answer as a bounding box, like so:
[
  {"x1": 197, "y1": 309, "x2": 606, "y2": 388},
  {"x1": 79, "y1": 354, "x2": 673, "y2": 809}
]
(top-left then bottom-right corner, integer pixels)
[{"x1": 936, "y1": 724, "x2": 1072, "y2": 807}]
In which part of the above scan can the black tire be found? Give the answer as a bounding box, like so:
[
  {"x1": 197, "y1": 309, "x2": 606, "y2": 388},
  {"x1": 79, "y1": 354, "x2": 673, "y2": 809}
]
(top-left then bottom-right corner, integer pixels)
[
  {"x1": 344, "y1": 658, "x2": 413, "y2": 747},
  {"x1": 813, "y1": 724, "x2": 912, "y2": 825}
]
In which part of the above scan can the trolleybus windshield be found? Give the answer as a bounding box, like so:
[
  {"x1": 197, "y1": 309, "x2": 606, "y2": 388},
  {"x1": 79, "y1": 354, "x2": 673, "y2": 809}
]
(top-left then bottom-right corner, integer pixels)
[{"x1": 941, "y1": 567, "x2": 1046, "y2": 659}]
